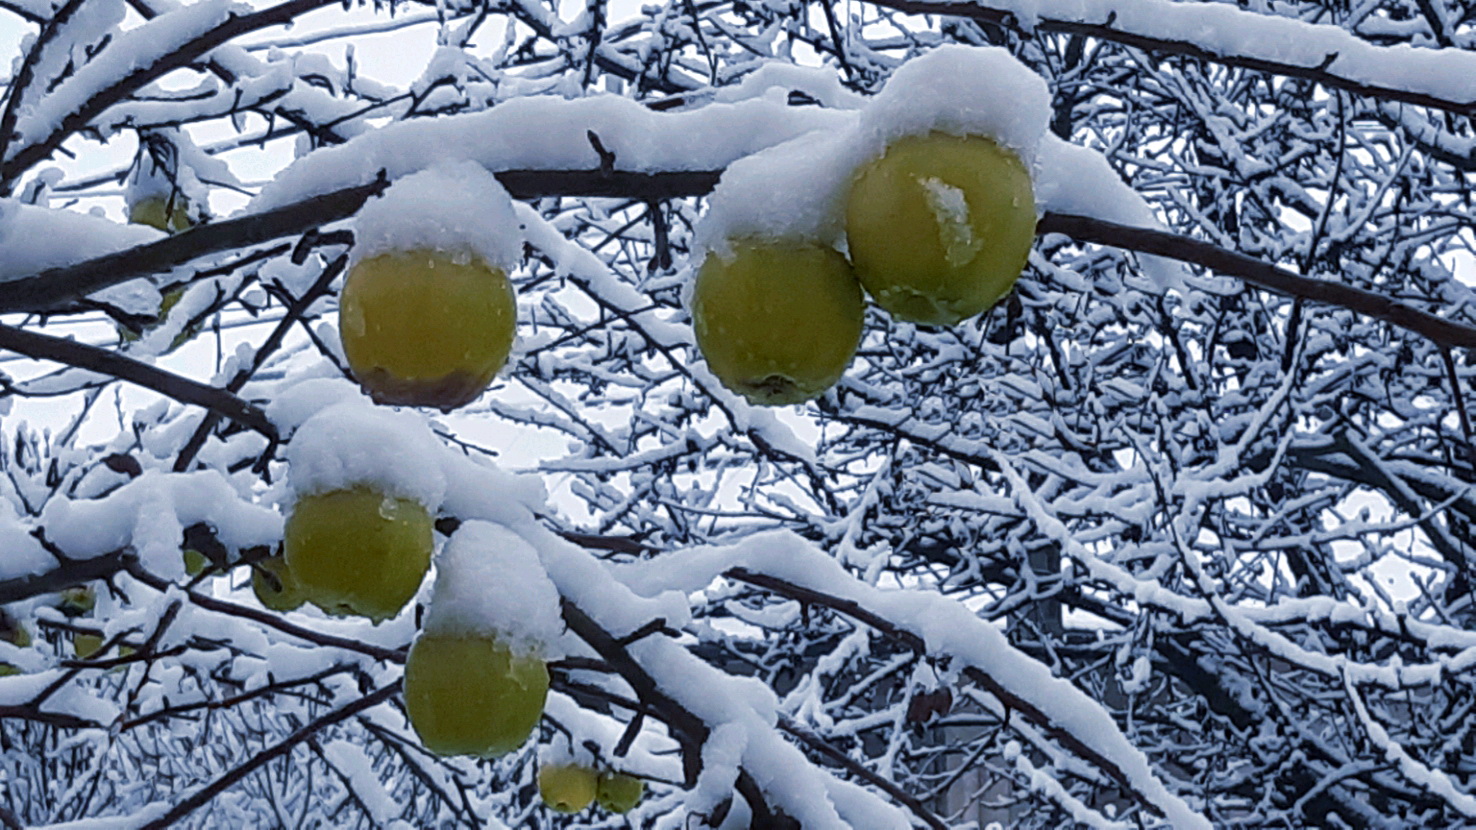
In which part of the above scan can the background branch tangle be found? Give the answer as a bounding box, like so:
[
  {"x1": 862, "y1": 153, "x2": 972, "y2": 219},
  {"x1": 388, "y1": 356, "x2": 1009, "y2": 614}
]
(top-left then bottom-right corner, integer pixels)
[{"x1": 2, "y1": 0, "x2": 1476, "y2": 826}]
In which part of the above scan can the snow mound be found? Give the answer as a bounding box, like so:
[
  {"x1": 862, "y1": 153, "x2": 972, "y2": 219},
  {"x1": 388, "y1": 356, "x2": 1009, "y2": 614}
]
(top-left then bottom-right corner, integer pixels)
[
  {"x1": 861, "y1": 45, "x2": 1051, "y2": 169},
  {"x1": 285, "y1": 401, "x2": 447, "y2": 510},
  {"x1": 421, "y1": 521, "x2": 563, "y2": 658},
  {"x1": 350, "y1": 161, "x2": 523, "y2": 272}
]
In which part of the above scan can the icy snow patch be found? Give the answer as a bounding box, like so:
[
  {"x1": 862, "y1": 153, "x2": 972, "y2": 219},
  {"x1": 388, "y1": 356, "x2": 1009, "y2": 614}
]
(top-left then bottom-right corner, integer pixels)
[
  {"x1": 421, "y1": 521, "x2": 564, "y2": 659},
  {"x1": 350, "y1": 161, "x2": 522, "y2": 272}
]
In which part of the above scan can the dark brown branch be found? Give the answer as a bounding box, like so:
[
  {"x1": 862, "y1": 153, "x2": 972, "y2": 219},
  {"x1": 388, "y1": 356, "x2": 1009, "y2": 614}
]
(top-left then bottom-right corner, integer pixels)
[
  {"x1": 726, "y1": 567, "x2": 1171, "y2": 820},
  {"x1": 125, "y1": 561, "x2": 406, "y2": 664},
  {"x1": 0, "y1": 548, "x2": 131, "y2": 605},
  {"x1": 1038, "y1": 212, "x2": 1476, "y2": 349},
  {"x1": 0, "y1": 180, "x2": 388, "y2": 313},
  {"x1": 0, "y1": 323, "x2": 278, "y2": 440},
  {"x1": 0, "y1": 704, "x2": 101, "y2": 729},
  {"x1": 137, "y1": 681, "x2": 401, "y2": 830},
  {"x1": 869, "y1": 0, "x2": 1476, "y2": 116}
]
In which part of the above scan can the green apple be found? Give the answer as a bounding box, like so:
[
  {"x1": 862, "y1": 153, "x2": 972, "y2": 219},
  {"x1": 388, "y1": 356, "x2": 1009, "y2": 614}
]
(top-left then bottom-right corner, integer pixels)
[
  {"x1": 58, "y1": 586, "x2": 95, "y2": 617},
  {"x1": 251, "y1": 555, "x2": 306, "y2": 612},
  {"x1": 129, "y1": 196, "x2": 192, "y2": 234},
  {"x1": 339, "y1": 250, "x2": 517, "y2": 411},
  {"x1": 596, "y1": 771, "x2": 645, "y2": 814},
  {"x1": 73, "y1": 632, "x2": 104, "y2": 659},
  {"x1": 539, "y1": 763, "x2": 597, "y2": 813},
  {"x1": 283, "y1": 487, "x2": 433, "y2": 623},
  {"x1": 691, "y1": 241, "x2": 863, "y2": 405},
  {"x1": 183, "y1": 548, "x2": 211, "y2": 577},
  {"x1": 845, "y1": 132, "x2": 1036, "y2": 326},
  {"x1": 404, "y1": 633, "x2": 548, "y2": 757},
  {"x1": 119, "y1": 288, "x2": 202, "y2": 349}
]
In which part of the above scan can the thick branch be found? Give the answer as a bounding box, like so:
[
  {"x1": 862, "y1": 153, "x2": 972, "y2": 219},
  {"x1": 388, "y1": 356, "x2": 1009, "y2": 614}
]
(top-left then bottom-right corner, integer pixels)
[
  {"x1": 870, "y1": 0, "x2": 1476, "y2": 116},
  {"x1": 1038, "y1": 213, "x2": 1476, "y2": 349},
  {"x1": 0, "y1": 323, "x2": 277, "y2": 440}
]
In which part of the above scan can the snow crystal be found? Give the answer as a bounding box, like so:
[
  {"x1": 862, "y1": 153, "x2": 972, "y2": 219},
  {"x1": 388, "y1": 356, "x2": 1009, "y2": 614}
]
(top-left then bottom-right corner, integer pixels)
[
  {"x1": 859, "y1": 45, "x2": 1051, "y2": 169},
  {"x1": 420, "y1": 520, "x2": 564, "y2": 658},
  {"x1": 350, "y1": 162, "x2": 523, "y2": 273},
  {"x1": 284, "y1": 401, "x2": 447, "y2": 509}
]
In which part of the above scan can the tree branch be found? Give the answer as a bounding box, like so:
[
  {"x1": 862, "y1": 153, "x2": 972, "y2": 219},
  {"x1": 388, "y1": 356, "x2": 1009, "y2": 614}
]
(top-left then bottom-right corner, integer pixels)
[{"x1": 0, "y1": 323, "x2": 278, "y2": 440}]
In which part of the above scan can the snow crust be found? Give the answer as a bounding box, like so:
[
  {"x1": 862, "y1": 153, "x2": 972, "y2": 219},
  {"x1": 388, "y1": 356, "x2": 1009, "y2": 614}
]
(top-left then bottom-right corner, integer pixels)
[
  {"x1": 350, "y1": 162, "x2": 523, "y2": 272},
  {"x1": 421, "y1": 521, "x2": 564, "y2": 658},
  {"x1": 283, "y1": 401, "x2": 448, "y2": 509},
  {"x1": 252, "y1": 93, "x2": 852, "y2": 211}
]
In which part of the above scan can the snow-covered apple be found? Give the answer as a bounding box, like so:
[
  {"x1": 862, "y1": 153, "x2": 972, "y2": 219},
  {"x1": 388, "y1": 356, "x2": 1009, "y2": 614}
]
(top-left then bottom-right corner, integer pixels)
[
  {"x1": 0, "y1": 613, "x2": 29, "y2": 676},
  {"x1": 845, "y1": 132, "x2": 1036, "y2": 326},
  {"x1": 539, "y1": 763, "x2": 597, "y2": 813},
  {"x1": 691, "y1": 241, "x2": 863, "y2": 405},
  {"x1": 404, "y1": 633, "x2": 548, "y2": 757},
  {"x1": 339, "y1": 249, "x2": 516, "y2": 410},
  {"x1": 596, "y1": 771, "x2": 644, "y2": 814},
  {"x1": 283, "y1": 487, "x2": 433, "y2": 623}
]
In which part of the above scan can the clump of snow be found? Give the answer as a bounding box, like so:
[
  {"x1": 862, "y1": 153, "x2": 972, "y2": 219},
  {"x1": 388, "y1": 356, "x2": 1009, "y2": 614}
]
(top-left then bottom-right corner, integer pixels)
[
  {"x1": 264, "y1": 377, "x2": 369, "y2": 435},
  {"x1": 350, "y1": 161, "x2": 522, "y2": 272},
  {"x1": 694, "y1": 127, "x2": 866, "y2": 261},
  {"x1": 712, "y1": 62, "x2": 867, "y2": 110},
  {"x1": 0, "y1": 200, "x2": 161, "y2": 282},
  {"x1": 420, "y1": 521, "x2": 563, "y2": 658},
  {"x1": 860, "y1": 45, "x2": 1051, "y2": 171},
  {"x1": 0, "y1": 504, "x2": 52, "y2": 581},
  {"x1": 285, "y1": 401, "x2": 447, "y2": 510}
]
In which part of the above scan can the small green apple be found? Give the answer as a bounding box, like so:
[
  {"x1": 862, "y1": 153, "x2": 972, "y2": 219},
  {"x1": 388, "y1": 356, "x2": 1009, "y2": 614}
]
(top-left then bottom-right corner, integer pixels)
[
  {"x1": 339, "y1": 250, "x2": 517, "y2": 411},
  {"x1": 58, "y1": 586, "x2": 95, "y2": 617},
  {"x1": 73, "y1": 632, "x2": 104, "y2": 659},
  {"x1": 251, "y1": 555, "x2": 306, "y2": 612},
  {"x1": 596, "y1": 771, "x2": 645, "y2": 814},
  {"x1": 284, "y1": 487, "x2": 433, "y2": 623},
  {"x1": 183, "y1": 548, "x2": 211, "y2": 577},
  {"x1": 845, "y1": 132, "x2": 1036, "y2": 326},
  {"x1": 0, "y1": 614, "x2": 29, "y2": 676},
  {"x1": 128, "y1": 196, "x2": 192, "y2": 234},
  {"x1": 539, "y1": 763, "x2": 597, "y2": 814},
  {"x1": 404, "y1": 633, "x2": 548, "y2": 757},
  {"x1": 691, "y1": 241, "x2": 863, "y2": 405}
]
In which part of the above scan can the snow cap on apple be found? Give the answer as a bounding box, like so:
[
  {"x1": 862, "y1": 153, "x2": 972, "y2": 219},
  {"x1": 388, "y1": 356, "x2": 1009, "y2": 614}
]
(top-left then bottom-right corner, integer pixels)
[
  {"x1": 859, "y1": 44, "x2": 1051, "y2": 183},
  {"x1": 349, "y1": 161, "x2": 522, "y2": 272},
  {"x1": 422, "y1": 520, "x2": 564, "y2": 659},
  {"x1": 284, "y1": 400, "x2": 447, "y2": 509}
]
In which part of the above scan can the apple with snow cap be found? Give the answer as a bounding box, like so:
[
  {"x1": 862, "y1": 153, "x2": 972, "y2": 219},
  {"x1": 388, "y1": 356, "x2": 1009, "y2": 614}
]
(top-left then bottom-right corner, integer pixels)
[
  {"x1": 282, "y1": 404, "x2": 447, "y2": 624},
  {"x1": 340, "y1": 164, "x2": 522, "y2": 411},
  {"x1": 846, "y1": 46, "x2": 1048, "y2": 326},
  {"x1": 404, "y1": 522, "x2": 559, "y2": 758}
]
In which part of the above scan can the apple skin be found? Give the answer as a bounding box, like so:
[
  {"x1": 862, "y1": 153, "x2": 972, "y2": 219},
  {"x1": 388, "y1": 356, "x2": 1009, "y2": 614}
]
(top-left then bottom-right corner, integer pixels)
[
  {"x1": 845, "y1": 132, "x2": 1036, "y2": 326},
  {"x1": 283, "y1": 488, "x2": 433, "y2": 623},
  {"x1": 539, "y1": 763, "x2": 597, "y2": 814},
  {"x1": 596, "y1": 771, "x2": 644, "y2": 814},
  {"x1": 404, "y1": 633, "x2": 548, "y2": 758},
  {"x1": 252, "y1": 555, "x2": 306, "y2": 612},
  {"x1": 129, "y1": 197, "x2": 192, "y2": 234},
  {"x1": 339, "y1": 250, "x2": 517, "y2": 411},
  {"x1": 691, "y1": 242, "x2": 863, "y2": 406}
]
